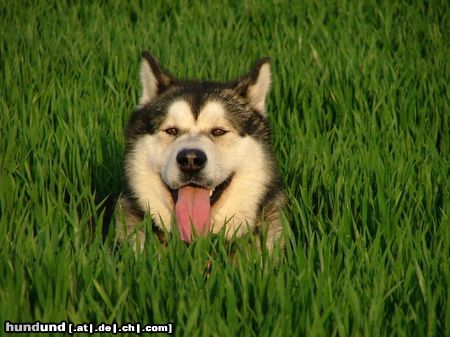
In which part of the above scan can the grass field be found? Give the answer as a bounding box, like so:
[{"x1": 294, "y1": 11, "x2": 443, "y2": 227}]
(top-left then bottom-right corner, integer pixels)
[{"x1": 1, "y1": 0, "x2": 449, "y2": 336}]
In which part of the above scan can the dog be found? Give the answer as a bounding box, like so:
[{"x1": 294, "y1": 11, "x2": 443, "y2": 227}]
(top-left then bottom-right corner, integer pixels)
[{"x1": 115, "y1": 51, "x2": 285, "y2": 253}]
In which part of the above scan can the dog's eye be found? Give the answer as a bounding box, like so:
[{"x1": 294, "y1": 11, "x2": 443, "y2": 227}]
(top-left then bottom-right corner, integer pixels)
[
  {"x1": 211, "y1": 128, "x2": 228, "y2": 137},
  {"x1": 164, "y1": 127, "x2": 179, "y2": 136}
]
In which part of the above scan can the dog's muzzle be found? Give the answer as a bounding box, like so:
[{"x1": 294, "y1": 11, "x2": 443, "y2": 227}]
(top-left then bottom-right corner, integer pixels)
[{"x1": 164, "y1": 147, "x2": 234, "y2": 243}]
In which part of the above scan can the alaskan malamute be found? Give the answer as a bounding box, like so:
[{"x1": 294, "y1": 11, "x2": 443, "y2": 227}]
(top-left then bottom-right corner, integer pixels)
[{"x1": 116, "y1": 51, "x2": 285, "y2": 253}]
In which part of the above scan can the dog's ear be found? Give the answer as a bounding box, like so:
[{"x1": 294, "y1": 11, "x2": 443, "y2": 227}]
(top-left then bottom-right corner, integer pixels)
[
  {"x1": 234, "y1": 57, "x2": 271, "y2": 115},
  {"x1": 139, "y1": 51, "x2": 173, "y2": 106}
]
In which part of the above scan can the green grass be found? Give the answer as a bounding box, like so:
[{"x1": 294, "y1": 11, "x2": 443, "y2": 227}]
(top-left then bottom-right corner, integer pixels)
[{"x1": 1, "y1": 0, "x2": 449, "y2": 336}]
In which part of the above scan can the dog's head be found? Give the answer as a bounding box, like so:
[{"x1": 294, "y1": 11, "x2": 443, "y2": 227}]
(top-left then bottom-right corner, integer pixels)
[{"x1": 125, "y1": 51, "x2": 274, "y2": 242}]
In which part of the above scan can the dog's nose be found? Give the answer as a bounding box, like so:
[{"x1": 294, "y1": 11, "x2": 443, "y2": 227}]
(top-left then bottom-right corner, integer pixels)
[{"x1": 176, "y1": 148, "x2": 207, "y2": 173}]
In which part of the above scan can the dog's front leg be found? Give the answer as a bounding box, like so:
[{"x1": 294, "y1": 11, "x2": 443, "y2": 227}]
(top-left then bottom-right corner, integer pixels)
[{"x1": 115, "y1": 195, "x2": 146, "y2": 253}]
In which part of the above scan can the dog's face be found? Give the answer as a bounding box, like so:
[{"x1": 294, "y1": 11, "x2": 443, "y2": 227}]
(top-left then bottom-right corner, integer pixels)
[
  {"x1": 147, "y1": 100, "x2": 239, "y2": 191},
  {"x1": 124, "y1": 52, "x2": 276, "y2": 242}
]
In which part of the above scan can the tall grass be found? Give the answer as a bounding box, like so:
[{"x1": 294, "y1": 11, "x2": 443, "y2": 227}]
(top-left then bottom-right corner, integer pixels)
[{"x1": 1, "y1": 0, "x2": 449, "y2": 336}]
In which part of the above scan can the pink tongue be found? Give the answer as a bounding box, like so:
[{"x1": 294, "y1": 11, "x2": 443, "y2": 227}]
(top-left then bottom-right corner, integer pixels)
[{"x1": 175, "y1": 186, "x2": 211, "y2": 242}]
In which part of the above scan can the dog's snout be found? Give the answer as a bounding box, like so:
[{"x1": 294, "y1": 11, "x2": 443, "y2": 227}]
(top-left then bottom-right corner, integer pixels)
[{"x1": 177, "y1": 148, "x2": 207, "y2": 173}]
